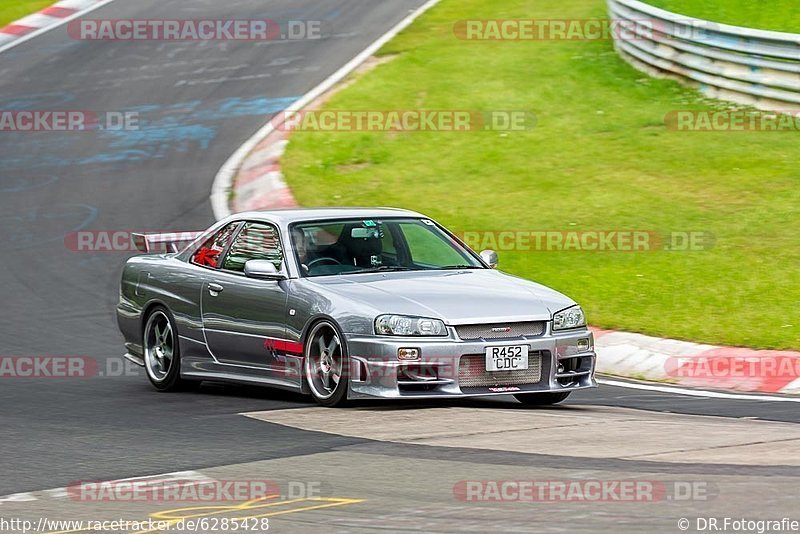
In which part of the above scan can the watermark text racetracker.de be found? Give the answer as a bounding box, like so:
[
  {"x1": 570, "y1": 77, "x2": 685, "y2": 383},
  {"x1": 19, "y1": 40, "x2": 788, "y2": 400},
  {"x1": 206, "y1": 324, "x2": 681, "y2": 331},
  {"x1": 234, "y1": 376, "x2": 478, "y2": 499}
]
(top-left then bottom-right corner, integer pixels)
[
  {"x1": 454, "y1": 479, "x2": 717, "y2": 502},
  {"x1": 273, "y1": 110, "x2": 536, "y2": 132},
  {"x1": 0, "y1": 111, "x2": 139, "y2": 132},
  {"x1": 68, "y1": 19, "x2": 321, "y2": 41},
  {"x1": 63, "y1": 229, "x2": 714, "y2": 253},
  {"x1": 67, "y1": 478, "x2": 326, "y2": 502},
  {"x1": 666, "y1": 355, "x2": 800, "y2": 380},
  {"x1": 665, "y1": 110, "x2": 800, "y2": 132},
  {"x1": 452, "y1": 18, "x2": 721, "y2": 41},
  {"x1": 456, "y1": 230, "x2": 715, "y2": 252},
  {"x1": 64, "y1": 230, "x2": 199, "y2": 252},
  {"x1": 0, "y1": 356, "x2": 141, "y2": 378}
]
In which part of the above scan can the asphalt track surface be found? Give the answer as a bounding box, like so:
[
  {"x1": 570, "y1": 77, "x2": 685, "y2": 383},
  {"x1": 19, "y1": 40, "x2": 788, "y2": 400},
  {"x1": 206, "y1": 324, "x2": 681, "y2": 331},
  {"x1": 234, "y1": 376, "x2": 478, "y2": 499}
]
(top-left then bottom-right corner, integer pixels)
[{"x1": 0, "y1": 0, "x2": 797, "y2": 531}]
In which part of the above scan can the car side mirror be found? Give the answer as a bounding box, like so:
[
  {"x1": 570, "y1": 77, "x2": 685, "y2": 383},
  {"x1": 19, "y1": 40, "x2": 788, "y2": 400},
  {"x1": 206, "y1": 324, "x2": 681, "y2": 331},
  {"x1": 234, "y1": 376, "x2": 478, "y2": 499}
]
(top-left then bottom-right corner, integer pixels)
[
  {"x1": 480, "y1": 249, "x2": 498, "y2": 269},
  {"x1": 244, "y1": 260, "x2": 287, "y2": 280}
]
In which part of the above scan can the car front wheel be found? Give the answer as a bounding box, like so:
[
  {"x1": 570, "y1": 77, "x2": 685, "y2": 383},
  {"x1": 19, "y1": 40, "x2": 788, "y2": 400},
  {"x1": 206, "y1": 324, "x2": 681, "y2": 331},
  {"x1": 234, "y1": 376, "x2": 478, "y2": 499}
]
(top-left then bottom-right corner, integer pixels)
[{"x1": 304, "y1": 320, "x2": 349, "y2": 407}]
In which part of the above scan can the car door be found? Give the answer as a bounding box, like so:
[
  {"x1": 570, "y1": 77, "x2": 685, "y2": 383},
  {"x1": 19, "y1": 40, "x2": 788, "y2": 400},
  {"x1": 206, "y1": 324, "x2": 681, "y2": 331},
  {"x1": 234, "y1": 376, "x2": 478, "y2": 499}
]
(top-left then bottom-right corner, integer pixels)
[{"x1": 200, "y1": 221, "x2": 289, "y2": 370}]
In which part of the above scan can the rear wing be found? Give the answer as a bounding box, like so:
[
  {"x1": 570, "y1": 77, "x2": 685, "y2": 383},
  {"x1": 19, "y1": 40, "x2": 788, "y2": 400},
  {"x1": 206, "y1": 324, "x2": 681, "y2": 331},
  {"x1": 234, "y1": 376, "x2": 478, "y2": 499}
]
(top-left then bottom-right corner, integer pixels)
[{"x1": 131, "y1": 231, "x2": 205, "y2": 253}]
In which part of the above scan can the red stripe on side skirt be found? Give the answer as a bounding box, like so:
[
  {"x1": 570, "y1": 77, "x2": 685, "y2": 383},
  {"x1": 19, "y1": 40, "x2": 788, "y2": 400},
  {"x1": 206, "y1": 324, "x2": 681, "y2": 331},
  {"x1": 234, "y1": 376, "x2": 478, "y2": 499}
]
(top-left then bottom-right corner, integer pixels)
[{"x1": 264, "y1": 338, "x2": 304, "y2": 355}]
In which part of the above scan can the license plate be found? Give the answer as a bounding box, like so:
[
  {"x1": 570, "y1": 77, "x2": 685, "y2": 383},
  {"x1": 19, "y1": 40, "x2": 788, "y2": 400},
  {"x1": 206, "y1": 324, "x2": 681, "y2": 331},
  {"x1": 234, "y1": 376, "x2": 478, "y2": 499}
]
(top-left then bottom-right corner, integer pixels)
[{"x1": 485, "y1": 345, "x2": 528, "y2": 372}]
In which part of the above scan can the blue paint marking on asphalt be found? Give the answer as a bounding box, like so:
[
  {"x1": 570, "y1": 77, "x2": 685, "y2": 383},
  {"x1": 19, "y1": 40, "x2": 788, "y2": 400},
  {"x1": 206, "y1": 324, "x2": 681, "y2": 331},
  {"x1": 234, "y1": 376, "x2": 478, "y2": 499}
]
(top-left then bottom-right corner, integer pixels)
[
  {"x1": 77, "y1": 149, "x2": 154, "y2": 165},
  {"x1": 0, "y1": 91, "x2": 76, "y2": 109},
  {"x1": 121, "y1": 101, "x2": 203, "y2": 115},
  {"x1": 0, "y1": 204, "x2": 98, "y2": 249},
  {"x1": 0, "y1": 95, "x2": 300, "y2": 169},
  {"x1": 190, "y1": 96, "x2": 298, "y2": 121},
  {"x1": 0, "y1": 175, "x2": 60, "y2": 193},
  {"x1": 0, "y1": 154, "x2": 71, "y2": 170}
]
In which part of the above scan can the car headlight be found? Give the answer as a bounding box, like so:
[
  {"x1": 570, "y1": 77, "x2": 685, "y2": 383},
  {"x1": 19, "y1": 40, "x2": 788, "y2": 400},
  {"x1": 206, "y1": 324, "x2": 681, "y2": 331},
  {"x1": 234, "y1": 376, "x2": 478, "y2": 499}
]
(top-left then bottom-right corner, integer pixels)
[
  {"x1": 552, "y1": 305, "x2": 586, "y2": 331},
  {"x1": 375, "y1": 315, "x2": 447, "y2": 336}
]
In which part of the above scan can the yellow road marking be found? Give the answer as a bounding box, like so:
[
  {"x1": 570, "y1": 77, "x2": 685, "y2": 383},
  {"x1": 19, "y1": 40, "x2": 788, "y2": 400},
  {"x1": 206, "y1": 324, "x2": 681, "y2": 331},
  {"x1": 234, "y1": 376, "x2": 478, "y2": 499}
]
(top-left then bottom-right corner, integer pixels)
[
  {"x1": 132, "y1": 495, "x2": 284, "y2": 533},
  {"x1": 232, "y1": 497, "x2": 365, "y2": 520},
  {"x1": 44, "y1": 496, "x2": 365, "y2": 534},
  {"x1": 150, "y1": 495, "x2": 283, "y2": 521}
]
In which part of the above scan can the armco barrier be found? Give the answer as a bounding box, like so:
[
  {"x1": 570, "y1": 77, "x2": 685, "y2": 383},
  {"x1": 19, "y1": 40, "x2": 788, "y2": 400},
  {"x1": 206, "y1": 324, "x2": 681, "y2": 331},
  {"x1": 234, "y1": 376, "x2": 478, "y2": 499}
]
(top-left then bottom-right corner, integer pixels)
[{"x1": 607, "y1": 0, "x2": 800, "y2": 111}]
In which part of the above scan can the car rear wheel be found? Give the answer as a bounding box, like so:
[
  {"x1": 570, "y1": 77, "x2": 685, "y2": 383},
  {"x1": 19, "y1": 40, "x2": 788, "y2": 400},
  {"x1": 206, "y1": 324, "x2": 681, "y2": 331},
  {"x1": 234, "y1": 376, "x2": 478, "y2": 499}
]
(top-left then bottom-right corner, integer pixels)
[
  {"x1": 304, "y1": 320, "x2": 349, "y2": 407},
  {"x1": 514, "y1": 391, "x2": 571, "y2": 406},
  {"x1": 143, "y1": 306, "x2": 188, "y2": 392}
]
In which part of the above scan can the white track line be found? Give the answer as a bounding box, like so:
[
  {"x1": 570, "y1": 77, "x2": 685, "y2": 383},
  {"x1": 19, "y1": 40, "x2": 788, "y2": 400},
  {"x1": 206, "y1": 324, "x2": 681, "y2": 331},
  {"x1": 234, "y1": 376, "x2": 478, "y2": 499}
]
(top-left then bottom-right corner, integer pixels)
[
  {"x1": 0, "y1": 0, "x2": 118, "y2": 56},
  {"x1": 599, "y1": 378, "x2": 800, "y2": 402},
  {"x1": 210, "y1": 0, "x2": 442, "y2": 220},
  {"x1": 0, "y1": 470, "x2": 210, "y2": 505}
]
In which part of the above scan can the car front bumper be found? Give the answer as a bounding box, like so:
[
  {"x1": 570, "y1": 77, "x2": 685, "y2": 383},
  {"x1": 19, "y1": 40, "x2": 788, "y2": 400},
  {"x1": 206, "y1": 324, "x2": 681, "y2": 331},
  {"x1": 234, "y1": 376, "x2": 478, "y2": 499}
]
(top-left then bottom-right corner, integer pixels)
[{"x1": 344, "y1": 327, "x2": 597, "y2": 399}]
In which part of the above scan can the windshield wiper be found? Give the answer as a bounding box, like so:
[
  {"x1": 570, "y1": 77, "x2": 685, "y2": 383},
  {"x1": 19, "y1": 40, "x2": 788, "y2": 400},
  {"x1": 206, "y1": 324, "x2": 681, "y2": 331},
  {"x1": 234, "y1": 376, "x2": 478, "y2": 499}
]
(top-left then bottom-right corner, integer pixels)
[
  {"x1": 340, "y1": 266, "x2": 418, "y2": 275},
  {"x1": 437, "y1": 265, "x2": 483, "y2": 270}
]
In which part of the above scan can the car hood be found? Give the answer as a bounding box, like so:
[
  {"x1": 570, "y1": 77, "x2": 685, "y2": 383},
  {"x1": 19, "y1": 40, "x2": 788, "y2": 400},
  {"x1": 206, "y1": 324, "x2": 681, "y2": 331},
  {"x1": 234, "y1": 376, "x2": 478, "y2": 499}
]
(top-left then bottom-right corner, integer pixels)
[{"x1": 309, "y1": 269, "x2": 575, "y2": 325}]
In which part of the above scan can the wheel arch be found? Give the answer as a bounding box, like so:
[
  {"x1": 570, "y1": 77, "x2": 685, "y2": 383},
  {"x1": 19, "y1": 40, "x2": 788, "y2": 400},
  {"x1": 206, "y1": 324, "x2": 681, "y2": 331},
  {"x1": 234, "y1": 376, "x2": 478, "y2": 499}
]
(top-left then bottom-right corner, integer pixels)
[
  {"x1": 140, "y1": 299, "x2": 171, "y2": 333},
  {"x1": 300, "y1": 314, "x2": 344, "y2": 348},
  {"x1": 299, "y1": 314, "x2": 349, "y2": 398}
]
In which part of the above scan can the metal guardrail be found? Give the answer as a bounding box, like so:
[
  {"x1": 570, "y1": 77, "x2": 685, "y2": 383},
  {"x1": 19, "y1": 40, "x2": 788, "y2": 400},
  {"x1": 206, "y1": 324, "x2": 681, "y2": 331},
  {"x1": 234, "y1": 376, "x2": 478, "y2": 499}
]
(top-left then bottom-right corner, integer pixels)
[{"x1": 607, "y1": 0, "x2": 800, "y2": 111}]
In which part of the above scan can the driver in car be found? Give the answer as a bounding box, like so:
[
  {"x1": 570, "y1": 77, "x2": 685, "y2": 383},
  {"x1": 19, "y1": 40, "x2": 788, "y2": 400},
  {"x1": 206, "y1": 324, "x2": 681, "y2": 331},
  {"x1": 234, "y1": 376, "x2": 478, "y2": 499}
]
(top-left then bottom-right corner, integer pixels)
[{"x1": 292, "y1": 228, "x2": 311, "y2": 273}]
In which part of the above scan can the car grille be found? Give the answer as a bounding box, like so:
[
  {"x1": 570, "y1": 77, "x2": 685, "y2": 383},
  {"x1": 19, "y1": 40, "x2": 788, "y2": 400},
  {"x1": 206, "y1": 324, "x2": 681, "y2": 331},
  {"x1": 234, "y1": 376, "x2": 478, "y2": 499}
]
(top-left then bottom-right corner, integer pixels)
[
  {"x1": 458, "y1": 352, "x2": 544, "y2": 388},
  {"x1": 455, "y1": 321, "x2": 545, "y2": 341}
]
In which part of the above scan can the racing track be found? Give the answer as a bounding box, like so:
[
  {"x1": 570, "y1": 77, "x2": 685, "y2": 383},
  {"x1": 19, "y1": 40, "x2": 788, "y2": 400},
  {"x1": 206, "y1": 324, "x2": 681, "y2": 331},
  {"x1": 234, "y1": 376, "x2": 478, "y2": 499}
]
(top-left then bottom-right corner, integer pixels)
[{"x1": 0, "y1": 0, "x2": 798, "y2": 531}]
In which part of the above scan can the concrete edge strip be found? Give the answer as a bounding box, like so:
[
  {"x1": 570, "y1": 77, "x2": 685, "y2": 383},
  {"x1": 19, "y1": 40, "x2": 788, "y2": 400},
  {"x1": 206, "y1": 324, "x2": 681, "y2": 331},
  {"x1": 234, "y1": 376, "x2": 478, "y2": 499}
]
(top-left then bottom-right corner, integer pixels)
[
  {"x1": 209, "y1": 0, "x2": 442, "y2": 220},
  {"x1": 0, "y1": 0, "x2": 116, "y2": 55}
]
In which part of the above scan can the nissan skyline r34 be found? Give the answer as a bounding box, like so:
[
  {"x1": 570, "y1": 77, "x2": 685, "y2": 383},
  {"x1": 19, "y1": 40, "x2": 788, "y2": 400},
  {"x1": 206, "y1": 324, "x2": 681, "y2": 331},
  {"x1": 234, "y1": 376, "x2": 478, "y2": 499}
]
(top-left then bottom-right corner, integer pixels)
[{"x1": 117, "y1": 208, "x2": 596, "y2": 406}]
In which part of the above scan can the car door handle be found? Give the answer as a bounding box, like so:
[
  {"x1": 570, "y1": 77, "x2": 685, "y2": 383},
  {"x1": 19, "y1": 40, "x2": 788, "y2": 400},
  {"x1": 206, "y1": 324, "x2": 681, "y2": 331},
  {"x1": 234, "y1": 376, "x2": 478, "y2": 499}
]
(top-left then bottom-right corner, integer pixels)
[{"x1": 208, "y1": 283, "x2": 224, "y2": 294}]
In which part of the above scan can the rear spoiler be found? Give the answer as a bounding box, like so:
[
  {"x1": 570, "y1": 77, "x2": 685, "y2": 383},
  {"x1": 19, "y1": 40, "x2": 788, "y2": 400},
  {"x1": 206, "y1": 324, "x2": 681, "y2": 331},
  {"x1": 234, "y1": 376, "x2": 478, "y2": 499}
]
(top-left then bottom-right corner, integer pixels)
[{"x1": 131, "y1": 231, "x2": 205, "y2": 253}]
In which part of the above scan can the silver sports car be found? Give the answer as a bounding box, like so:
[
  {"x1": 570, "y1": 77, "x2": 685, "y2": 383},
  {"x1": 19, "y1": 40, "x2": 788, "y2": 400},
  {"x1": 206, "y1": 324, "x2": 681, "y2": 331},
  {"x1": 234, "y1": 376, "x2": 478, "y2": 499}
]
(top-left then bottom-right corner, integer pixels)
[{"x1": 117, "y1": 208, "x2": 597, "y2": 406}]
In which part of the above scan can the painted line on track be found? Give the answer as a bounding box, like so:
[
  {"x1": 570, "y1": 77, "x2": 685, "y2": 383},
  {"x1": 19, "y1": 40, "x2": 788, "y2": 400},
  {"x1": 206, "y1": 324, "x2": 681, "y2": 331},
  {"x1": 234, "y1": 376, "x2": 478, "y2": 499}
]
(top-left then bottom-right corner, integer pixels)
[
  {"x1": 598, "y1": 378, "x2": 800, "y2": 403},
  {"x1": 0, "y1": 471, "x2": 212, "y2": 505}
]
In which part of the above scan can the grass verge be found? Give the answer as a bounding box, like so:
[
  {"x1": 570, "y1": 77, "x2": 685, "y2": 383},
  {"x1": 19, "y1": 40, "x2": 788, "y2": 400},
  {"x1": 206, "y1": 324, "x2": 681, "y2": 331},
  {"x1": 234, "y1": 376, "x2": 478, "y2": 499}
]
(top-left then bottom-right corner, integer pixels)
[
  {"x1": 0, "y1": 0, "x2": 54, "y2": 29},
  {"x1": 643, "y1": 0, "x2": 800, "y2": 33},
  {"x1": 282, "y1": 0, "x2": 800, "y2": 350}
]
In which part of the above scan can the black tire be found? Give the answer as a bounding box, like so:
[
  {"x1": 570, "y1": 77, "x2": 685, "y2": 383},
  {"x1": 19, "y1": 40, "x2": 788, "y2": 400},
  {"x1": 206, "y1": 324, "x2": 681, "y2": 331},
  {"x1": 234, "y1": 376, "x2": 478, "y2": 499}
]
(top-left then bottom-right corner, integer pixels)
[
  {"x1": 514, "y1": 391, "x2": 571, "y2": 406},
  {"x1": 142, "y1": 306, "x2": 189, "y2": 392},
  {"x1": 304, "y1": 320, "x2": 349, "y2": 407}
]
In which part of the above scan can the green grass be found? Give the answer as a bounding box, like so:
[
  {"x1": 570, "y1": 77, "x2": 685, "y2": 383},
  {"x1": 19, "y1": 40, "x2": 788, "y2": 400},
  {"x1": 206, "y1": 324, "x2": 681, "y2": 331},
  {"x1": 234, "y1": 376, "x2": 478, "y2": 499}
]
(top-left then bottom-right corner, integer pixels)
[
  {"x1": 281, "y1": 0, "x2": 800, "y2": 350},
  {"x1": 644, "y1": 0, "x2": 800, "y2": 33},
  {"x1": 0, "y1": 0, "x2": 53, "y2": 28}
]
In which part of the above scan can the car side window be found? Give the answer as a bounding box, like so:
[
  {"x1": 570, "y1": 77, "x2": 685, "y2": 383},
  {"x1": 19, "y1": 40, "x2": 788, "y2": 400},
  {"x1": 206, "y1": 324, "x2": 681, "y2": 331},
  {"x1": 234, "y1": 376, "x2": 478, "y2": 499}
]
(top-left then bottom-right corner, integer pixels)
[
  {"x1": 222, "y1": 222, "x2": 283, "y2": 273},
  {"x1": 190, "y1": 223, "x2": 238, "y2": 269}
]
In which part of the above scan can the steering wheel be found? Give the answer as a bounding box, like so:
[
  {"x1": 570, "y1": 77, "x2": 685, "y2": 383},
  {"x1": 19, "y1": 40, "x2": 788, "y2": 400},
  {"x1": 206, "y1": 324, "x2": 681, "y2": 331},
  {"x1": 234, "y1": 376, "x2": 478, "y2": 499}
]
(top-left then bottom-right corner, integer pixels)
[{"x1": 307, "y1": 257, "x2": 342, "y2": 268}]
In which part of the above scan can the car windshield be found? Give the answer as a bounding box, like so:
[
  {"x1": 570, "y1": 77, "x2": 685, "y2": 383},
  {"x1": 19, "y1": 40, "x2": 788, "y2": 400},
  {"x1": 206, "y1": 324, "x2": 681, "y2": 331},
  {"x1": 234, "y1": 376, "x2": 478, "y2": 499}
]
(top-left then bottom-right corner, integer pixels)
[{"x1": 291, "y1": 217, "x2": 484, "y2": 277}]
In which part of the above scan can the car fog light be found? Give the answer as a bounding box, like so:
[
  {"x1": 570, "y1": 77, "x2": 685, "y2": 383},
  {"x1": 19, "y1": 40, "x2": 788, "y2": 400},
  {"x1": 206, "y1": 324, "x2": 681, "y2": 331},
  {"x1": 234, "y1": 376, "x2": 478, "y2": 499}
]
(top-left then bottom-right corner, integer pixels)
[
  {"x1": 398, "y1": 348, "x2": 420, "y2": 361},
  {"x1": 577, "y1": 338, "x2": 591, "y2": 352}
]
